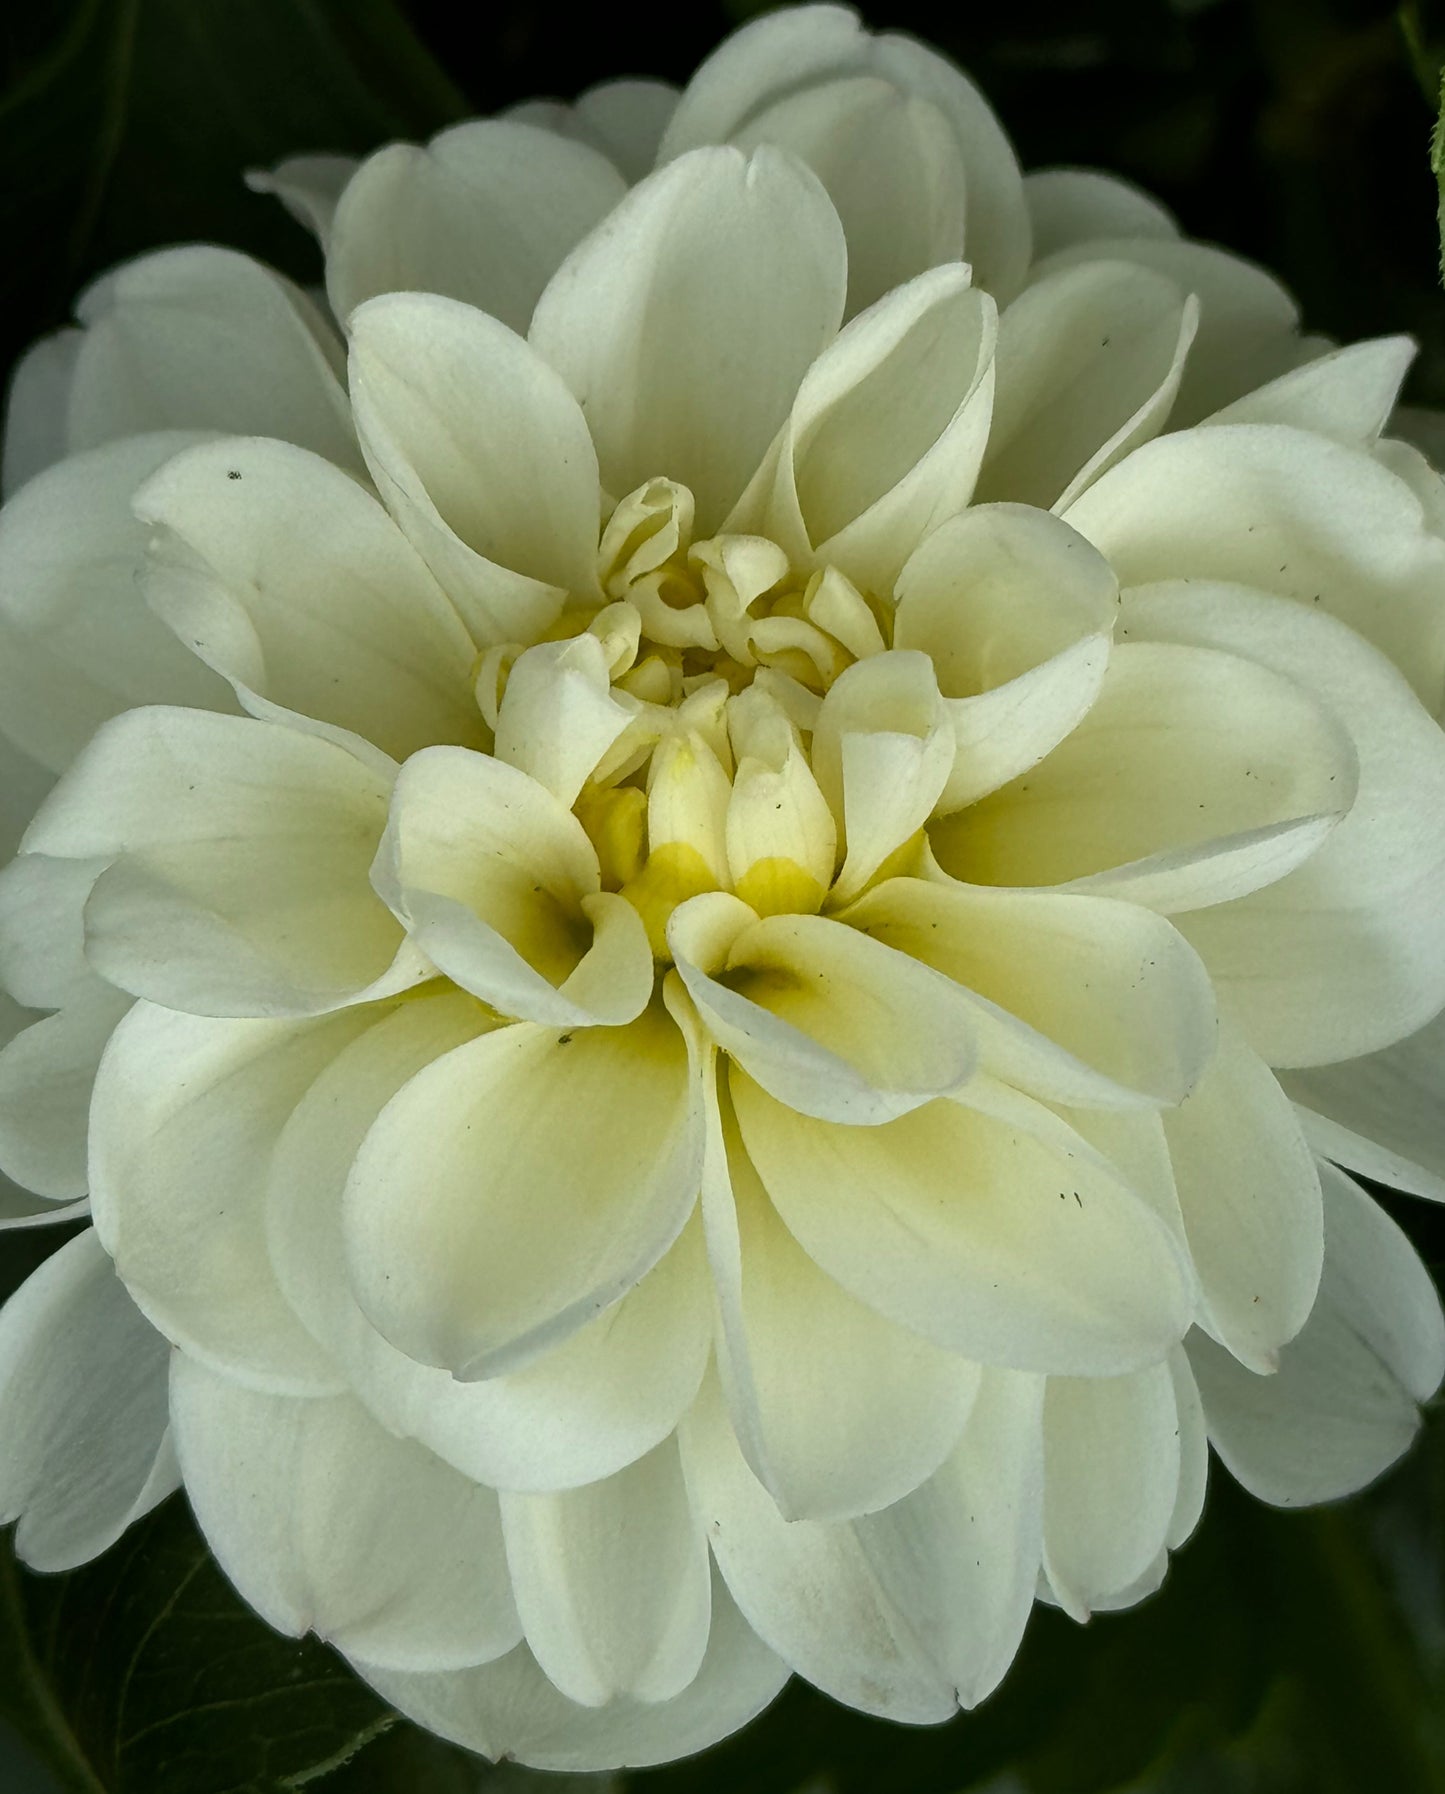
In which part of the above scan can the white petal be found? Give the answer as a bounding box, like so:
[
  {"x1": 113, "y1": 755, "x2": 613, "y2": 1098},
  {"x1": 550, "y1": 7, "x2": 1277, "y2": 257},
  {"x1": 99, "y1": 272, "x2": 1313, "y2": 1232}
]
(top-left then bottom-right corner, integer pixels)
[
  {"x1": 681, "y1": 1364, "x2": 1044, "y2": 1717},
  {"x1": 171, "y1": 1359, "x2": 519, "y2": 1671},
  {"x1": 734, "y1": 1073, "x2": 1196, "y2": 1375},
  {"x1": 349, "y1": 292, "x2": 600, "y2": 645},
  {"x1": 843, "y1": 877, "x2": 1217, "y2": 1109},
  {"x1": 811, "y1": 650, "x2": 955, "y2": 901},
  {"x1": 246, "y1": 154, "x2": 357, "y2": 246},
  {"x1": 0, "y1": 432, "x2": 236, "y2": 772},
  {"x1": 1029, "y1": 238, "x2": 1300, "y2": 423},
  {"x1": 501, "y1": 1439, "x2": 710, "y2": 1706},
  {"x1": 1121, "y1": 581, "x2": 1445, "y2": 1061},
  {"x1": 1204, "y1": 336, "x2": 1415, "y2": 445},
  {"x1": 1063, "y1": 423, "x2": 1445, "y2": 711},
  {"x1": 134, "y1": 436, "x2": 483, "y2": 762},
  {"x1": 893, "y1": 503, "x2": 1117, "y2": 808},
  {"x1": 0, "y1": 851, "x2": 106, "y2": 1010},
  {"x1": 1167, "y1": 1345, "x2": 1209, "y2": 1550},
  {"x1": 733, "y1": 76, "x2": 968, "y2": 319},
  {"x1": 571, "y1": 79, "x2": 680, "y2": 181},
  {"x1": 68, "y1": 247, "x2": 359, "y2": 469},
  {"x1": 326, "y1": 122, "x2": 626, "y2": 333},
  {"x1": 977, "y1": 259, "x2": 1197, "y2": 510},
  {"x1": 2, "y1": 327, "x2": 82, "y2": 495},
  {"x1": 1282, "y1": 1008, "x2": 1445, "y2": 1203},
  {"x1": 670, "y1": 903, "x2": 978, "y2": 1126},
  {"x1": 0, "y1": 983, "x2": 131, "y2": 1198},
  {"x1": 376, "y1": 746, "x2": 651, "y2": 1027},
  {"x1": 264, "y1": 994, "x2": 711, "y2": 1491},
  {"x1": 495, "y1": 634, "x2": 635, "y2": 807},
  {"x1": 1024, "y1": 168, "x2": 1178, "y2": 258},
  {"x1": 89, "y1": 1001, "x2": 373, "y2": 1393},
  {"x1": 739, "y1": 266, "x2": 995, "y2": 593},
  {"x1": 1041, "y1": 1361, "x2": 1181, "y2": 1619},
  {"x1": 530, "y1": 146, "x2": 846, "y2": 530},
  {"x1": 1164, "y1": 1022, "x2": 1322, "y2": 1372},
  {"x1": 24, "y1": 707, "x2": 411, "y2": 1018},
  {"x1": 343, "y1": 1006, "x2": 701, "y2": 1378},
  {"x1": 661, "y1": 9, "x2": 1029, "y2": 301},
  {"x1": 933, "y1": 639, "x2": 1356, "y2": 912},
  {"x1": 0, "y1": 1228, "x2": 175, "y2": 1571},
  {"x1": 355, "y1": 1566, "x2": 787, "y2": 1772},
  {"x1": 677, "y1": 989, "x2": 977, "y2": 1520},
  {"x1": 1189, "y1": 1166, "x2": 1445, "y2": 1505}
]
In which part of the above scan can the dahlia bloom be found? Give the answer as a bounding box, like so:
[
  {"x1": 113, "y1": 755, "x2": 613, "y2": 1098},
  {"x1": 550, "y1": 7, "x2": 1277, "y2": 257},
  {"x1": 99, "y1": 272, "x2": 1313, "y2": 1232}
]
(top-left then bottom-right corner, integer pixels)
[{"x1": 1, "y1": 1, "x2": 1444, "y2": 1772}]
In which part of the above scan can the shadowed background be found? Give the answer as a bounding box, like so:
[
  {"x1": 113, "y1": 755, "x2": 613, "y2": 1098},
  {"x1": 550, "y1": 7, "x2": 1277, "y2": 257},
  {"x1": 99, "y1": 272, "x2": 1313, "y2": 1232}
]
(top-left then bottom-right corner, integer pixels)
[{"x1": 1, "y1": 3, "x2": 1444, "y2": 1791}]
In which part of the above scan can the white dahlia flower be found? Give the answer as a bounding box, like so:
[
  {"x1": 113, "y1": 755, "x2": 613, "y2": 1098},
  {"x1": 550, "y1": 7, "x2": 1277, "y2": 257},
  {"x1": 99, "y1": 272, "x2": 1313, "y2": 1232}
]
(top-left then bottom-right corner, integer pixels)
[{"x1": 1, "y1": 1, "x2": 1444, "y2": 1772}]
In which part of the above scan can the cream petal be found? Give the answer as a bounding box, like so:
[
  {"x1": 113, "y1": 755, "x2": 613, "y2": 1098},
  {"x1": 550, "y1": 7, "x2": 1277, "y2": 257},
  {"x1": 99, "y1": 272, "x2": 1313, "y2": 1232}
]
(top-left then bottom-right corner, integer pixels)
[
  {"x1": 1163, "y1": 1022, "x2": 1322, "y2": 1372},
  {"x1": 569, "y1": 79, "x2": 680, "y2": 181},
  {"x1": 676, "y1": 990, "x2": 977, "y2": 1520},
  {"x1": 351, "y1": 1227, "x2": 711, "y2": 1495},
  {"x1": 134, "y1": 436, "x2": 483, "y2": 762},
  {"x1": 1041, "y1": 1361, "x2": 1181, "y2": 1620},
  {"x1": 0, "y1": 432, "x2": 236, "y2": 772},
  {"x1": 348, "y1": 292, "x2": 601, "y2": 645},
  {"x1": 1282, "y1": 1010, "x2": 1445, "y2": 1203},
  {"x1": 1167, "y1": 1346, "x2": 1210, "y2": 1550},
  {"x1": 0, "y1": 983, "x2": 131, "y2": 1198},
  {"x1": 730, "y1": 77, "x2": 968, "y2": 317},
  {"x1": 1063, "y1": 424, "x2": 1445, "y2": 710},
  {"x1": 530, "y1": 146, "x2": 847, "y2": 530},
  {"x1": 843, "y1": 877, "x2": 1217, "y2": 1109},
  {"x1": 1189, "y1": 1166, "x2": 1445, "y2": 1505},
  {"x1": 0, "y1": 1229, "x2": 175, "y2": 1572},
  {"x1": 1122, "y1": 582, "x2": 1445, "y2": 1062},
  {"x1": 171, "y1": 1359, "x2": 520, "y2": 1672},
  {"x1": 89, "y1": 1000, "x2": 373, "y2": 1393},
  {"x1": 501, "y1": 1439, "x2": 711, "y2": 1706},
  {"x1": 934, "y1": 640, "x2": 1356, "y2": 911},
  {"x1": 264, "y1": 995, "x2": 710, "y2": 1492},
  {"x1": 0, "y1": 852, "x2": 106, "y2": 1010},
  {"x1": 68, "y1": 247, "x2": 360, "y2": 469},
  {"x1": 494, "y1": 635, "x2": 635, "y2": 807},
  {"x1": 326, "y1": 121, "x2": 626, "y2": 332},
  {"x1": 893, "y1": 503, "x2": 1117, "y2": 808},
  {"x1": 375, "y1": 746, "x2": 651, "y2": 1027},
  {"x1": 2, "y1": 327, "x2": 82, "y2": 495},
  {"x1": 1203, "y1": 336, "x2": 1415, "y2": 445},
  {"x1": 1024, "y1": 168, "x2": 1178, "y2": 258},
  {"x1": 355, "y1": 1566, "x2": 787, "y2": 1772},
  {"x1": 246, "y1": 153, "x2": 357, "y2": 246},
  {"x1": 342, "y1": 1006, "x2": 701, "y2": 1378},
  {"x1": 670, "y1": 901, "x2": 978, "y2": 1126},
  {"x1": 734, "y1": 1074, "x2": 1197, "y2": 1375},
  {"x1": 976, "y1": 259, "x2": 1197, "y2": 510},
  {"x1": 23, "y1": 708, "x2": 413, "y2": 1018},
  {"x1": 681, "y1": 1364, "x2": 1044, "y2": 1718},
  {"x1": 737, "y1": 266, "x2": 995, "y2": 593},
  {"x1": 810, "y1": 650, "x2": 955, "y2": 901},
  {"x1": 1028, "y1": 237, "x2": 1301, "y2": 423}
]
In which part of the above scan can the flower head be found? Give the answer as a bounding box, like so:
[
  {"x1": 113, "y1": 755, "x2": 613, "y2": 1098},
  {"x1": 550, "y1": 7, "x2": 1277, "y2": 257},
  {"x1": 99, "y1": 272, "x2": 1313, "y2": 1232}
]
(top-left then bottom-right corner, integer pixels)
[{"x1": 1, "y1": 2, "x2": 1443, "y2": 1772}]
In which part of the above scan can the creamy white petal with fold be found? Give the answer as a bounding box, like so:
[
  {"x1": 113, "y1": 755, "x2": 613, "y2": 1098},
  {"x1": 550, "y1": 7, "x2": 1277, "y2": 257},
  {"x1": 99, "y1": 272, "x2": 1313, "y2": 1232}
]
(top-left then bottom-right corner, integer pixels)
[
  {"x1": 1189, "y1": 1166, "x2": 1445, "y2": 1506},
  {"x1": 172, "y1": 1357, "x2": 521, "y2": 1671},
  {"x1": 67, "y1": 247, "x2": 361, "y2": 471},
  {"x1": 327, "y1": 122, "x2": 625, "y2": 332},
  {"x1": 0, "y1": 1228, "x2": 176, "y2": 1572}
]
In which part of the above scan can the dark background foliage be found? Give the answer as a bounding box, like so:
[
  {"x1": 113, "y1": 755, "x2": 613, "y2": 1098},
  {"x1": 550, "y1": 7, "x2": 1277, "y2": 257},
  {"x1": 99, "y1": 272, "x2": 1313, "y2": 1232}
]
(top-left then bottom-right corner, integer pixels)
[{"x1": 2, "y1": 1, "x2": 1445, "y2": 1789}]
